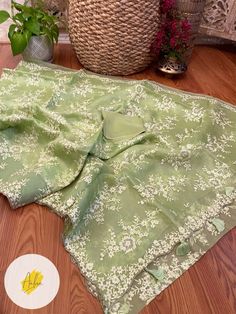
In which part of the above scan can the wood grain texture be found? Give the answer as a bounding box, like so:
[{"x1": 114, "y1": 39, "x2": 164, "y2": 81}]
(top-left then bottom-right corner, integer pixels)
[{"x1": 0, "y1": 43, "x2": 236, "y2": 314}]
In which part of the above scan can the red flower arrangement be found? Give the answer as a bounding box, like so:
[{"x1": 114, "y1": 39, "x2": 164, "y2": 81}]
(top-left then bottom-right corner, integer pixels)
[{"x1": 153, "y1": 0, "x2": 191, "y2": 62}]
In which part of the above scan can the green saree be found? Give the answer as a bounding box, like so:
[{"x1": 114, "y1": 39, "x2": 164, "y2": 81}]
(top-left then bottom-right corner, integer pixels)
[{"x1": 0, "y1": 61, "x2": 235, "y2": 313}]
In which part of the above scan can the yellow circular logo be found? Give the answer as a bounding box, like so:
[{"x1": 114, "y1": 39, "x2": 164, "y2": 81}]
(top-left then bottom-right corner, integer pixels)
[{"x1": 4, "y1": 254, "x2": 60, "y2": 309}]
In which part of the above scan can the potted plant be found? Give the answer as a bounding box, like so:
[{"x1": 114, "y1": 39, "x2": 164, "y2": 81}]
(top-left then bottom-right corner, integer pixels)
[
  {"x1": 153, "y1": 0, "x2": 192, "y2": 75},
  {"x1": 0, "y1": 1, "x2": 59, "y2": 62}
]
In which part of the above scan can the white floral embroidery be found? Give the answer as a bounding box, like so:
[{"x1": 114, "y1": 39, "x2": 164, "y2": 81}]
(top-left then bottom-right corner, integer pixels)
[
  {"x1": 194, "y1": 161, "x2": 232, "y2": 191},
  {"x1": 184, "y1": 103, "x2": 204, "y2": 122},
  {"x1": 84, "y1": 181, "x2": 127, "y2": 225},
  {"x1": 0, "y1": 61, "x2": 236, "y2": 314},
  {"x1": 210, "y1": 108, "x2": 232, "y2": 128},
  {"x1": 100, "y1": 210, "x2": 160, "y2": 260},
  {"x1": 134, "y1": 174, "x2": 187, "y2": 203}
]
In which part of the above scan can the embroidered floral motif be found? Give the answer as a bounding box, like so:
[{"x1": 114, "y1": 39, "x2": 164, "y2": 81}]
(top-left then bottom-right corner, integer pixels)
[
  {"x1": 134, "y1": 174, "x2": 187, "y2": 203},
  {"x1": 184, "y1": 103, "x2": 205, "y2": 122},
  {"x1": 100, "y1": 210, "x2": 160, "y2": 260},
  {"x1": 194, "y1": 161, "x2": 232, "y2": 191},
  {"x1": 0, "y1": 61, "x2": 236, "y2": 314}
]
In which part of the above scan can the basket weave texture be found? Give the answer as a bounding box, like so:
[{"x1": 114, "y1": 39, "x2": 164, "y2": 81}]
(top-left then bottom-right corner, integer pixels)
[{"x1": 68, "y1": 0, "x2": 160, "y2": 75}]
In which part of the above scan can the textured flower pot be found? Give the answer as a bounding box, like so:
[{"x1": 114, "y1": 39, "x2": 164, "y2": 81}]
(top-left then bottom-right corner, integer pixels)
[
  {"x1": 68, "y1": 0, "x2": 160, "y2": 75},
  {"x1": 157, "y1": 56, "x2": 187, "y2": 76},
  {"x1": 22, "y1": 35, "x2": 54, "y2": 62}
]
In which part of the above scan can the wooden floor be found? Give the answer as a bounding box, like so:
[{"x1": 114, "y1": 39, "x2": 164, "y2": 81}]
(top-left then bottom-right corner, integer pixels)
[{"x1": 0, "y1": 44, "x2": 236, "y2": 314}]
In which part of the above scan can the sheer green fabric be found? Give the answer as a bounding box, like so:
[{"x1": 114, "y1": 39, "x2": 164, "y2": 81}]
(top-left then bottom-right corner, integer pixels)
[{"x1": 0, "y1": 62, "x2": 235, "y2": 313}]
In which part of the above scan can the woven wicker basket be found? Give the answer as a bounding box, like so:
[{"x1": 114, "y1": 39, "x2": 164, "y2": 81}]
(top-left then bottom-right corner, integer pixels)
[{"x1": 68, "y1": 0, "x2": 160, "y2": 75}]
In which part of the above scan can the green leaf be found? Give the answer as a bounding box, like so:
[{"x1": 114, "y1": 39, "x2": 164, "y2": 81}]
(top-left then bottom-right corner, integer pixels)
[
  {"x1": 12, "y1": 2, "x2": 26, "y2": 12},
  {"x1": 0, "y1": 10, "x2": 10, "y2": 24},
  {"x1": 10, "y1": 31, "x2": 28, "y2": 55},
  {"x1": 176, "y1": 241, "x2": 191, "y2": 256},
  {"x1": 13, "y1": 12, "x2": 25, "y2": 23},
  {"x1": 51, "y1": 27, "x2": 59, "y2": 43},
  {"x1": 42, "y1": 14, "x2": 55, "y2": 24},
  {"x1": 8, "y1": 24, "x2": 17, "y2": 39},
  {"x1": 145, "y1": 267, "x2": 165, "y2": 282},
  {"x1": 41, "y1": 27, "x2": 53, "y2": 43},
  {"x1": 36, "y1": 11, "x2": 44, "y2": 20},
  {"x1": 211, "y1": 218, "x2": 225, "y2": 233},
  {"x1": 16, "y1": 4, "x2": 33, "y2": 16},
  {"x1": 24, "y1": 29, "x2": 32, "y2": 44},
  {"x1": 24, "y1": 17, "x2": 40, "y2": 35},
  {"x1": 22, "y1": 11, "x2": 31, "y2": 19}
]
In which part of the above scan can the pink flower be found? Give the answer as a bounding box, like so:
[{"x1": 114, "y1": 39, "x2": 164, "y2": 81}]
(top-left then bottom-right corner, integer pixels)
[
  {"x1": 171, "y1": 20, "x2": 177, "y2": 32},
  {"x1": 161, "y1": 0, "x2": 175, "y2": 13},
  {"x1": 152, "y1": 28, "x2": 165, "y2": 53},
  {"x1": 157, "y1": 29, "x2": 165, "y2": 41},
  {"x1": 181, "y1": 19, "x2": 191, "y2": 31},
  {"x1": 170, "y1": 37, "x2": 176, "y2": 48},
  {"x1": 152, "y1": 1, "x2": 191, "y2": 60}
]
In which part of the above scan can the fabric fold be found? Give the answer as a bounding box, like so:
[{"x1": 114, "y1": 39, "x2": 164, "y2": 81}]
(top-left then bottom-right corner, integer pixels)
[
  {"x1": 102, "y1": 110, "x2": 145, "y2": 141},
  {"x1": 0, "y1": 61, "x2": 235, "y2": 314}
]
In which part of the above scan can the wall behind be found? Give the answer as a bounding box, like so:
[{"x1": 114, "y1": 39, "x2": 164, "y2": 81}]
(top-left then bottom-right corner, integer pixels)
[{"x1": 0, "y1": 0, "x2": 12, "y2": 42}]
